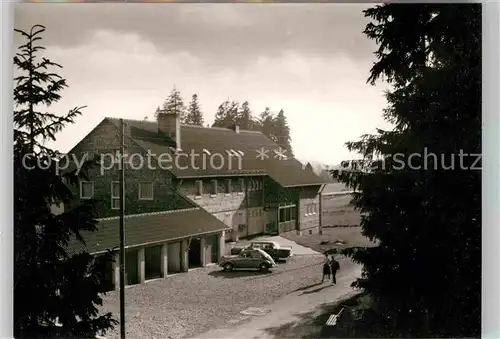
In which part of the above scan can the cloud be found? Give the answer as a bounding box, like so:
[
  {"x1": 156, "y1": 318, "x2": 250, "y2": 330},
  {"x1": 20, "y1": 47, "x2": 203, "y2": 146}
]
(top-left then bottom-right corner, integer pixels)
[
  {"x1": 30, "y1": 29, "x2": 390, "y2": 165},
  {"x1": 176, "y1": 4, "x2": 256, "y2": 27},
  {"x1": 13, "y1": 2, "x2": 391, "y2": 165},
  {"x1": 14, "y1": 3, "x2": 377, "y2": 71}
]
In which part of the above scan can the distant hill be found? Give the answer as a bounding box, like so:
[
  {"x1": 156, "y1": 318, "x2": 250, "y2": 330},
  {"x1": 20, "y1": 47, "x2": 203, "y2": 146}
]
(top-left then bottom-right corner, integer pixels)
[{"x1": 298, "y1": 160, "x2": 339, "y2": 182}]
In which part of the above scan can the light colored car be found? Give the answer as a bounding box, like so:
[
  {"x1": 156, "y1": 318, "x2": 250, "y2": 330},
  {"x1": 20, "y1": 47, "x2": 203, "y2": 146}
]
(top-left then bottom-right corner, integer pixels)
[
  {"x1": 219, "y1": 248, "x2": 277, "y2": 273},
  {"x1": 230, "y1": 240, "x2": 293, "y2": 261}
]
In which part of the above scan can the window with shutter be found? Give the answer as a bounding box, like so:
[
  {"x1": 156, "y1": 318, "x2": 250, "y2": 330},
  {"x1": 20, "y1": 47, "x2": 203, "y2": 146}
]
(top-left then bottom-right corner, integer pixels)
[
  {"x1": 111, "y1": 181, "x2": 120, "y2": 210},
  {"x1": 80, "y1": 181, "x2": 94, "y2": 199},
  {"x1": 239, "y1": 178, "x2": 245, "y2": 193},
  {"x1": 234, "y1": 178, "x2": 244, "y2": 193},
  {"x1": 139, "y1": 182, "x2": 154, "y2": 200}
]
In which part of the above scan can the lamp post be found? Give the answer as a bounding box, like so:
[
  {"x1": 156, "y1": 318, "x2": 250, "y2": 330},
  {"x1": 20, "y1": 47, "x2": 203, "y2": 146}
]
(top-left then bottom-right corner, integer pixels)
[{"x1": 119, "y1": 119, "x2": 126, "y2": 339}]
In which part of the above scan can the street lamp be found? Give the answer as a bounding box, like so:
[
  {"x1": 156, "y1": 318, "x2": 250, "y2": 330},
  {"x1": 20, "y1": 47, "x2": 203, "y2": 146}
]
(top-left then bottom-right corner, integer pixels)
[{"x1": 119, "y1": 119, "x2": 126, "y2": 339}]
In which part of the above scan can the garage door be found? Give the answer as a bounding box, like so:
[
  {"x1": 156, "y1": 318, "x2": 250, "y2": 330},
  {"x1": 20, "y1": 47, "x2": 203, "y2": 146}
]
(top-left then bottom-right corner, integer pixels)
[
  {"x1": 125, "y1": 250, "x2": 139, "y2": 285},
  {"x1": 145, "y1": 245, "x2": 162, "y2": 280}
]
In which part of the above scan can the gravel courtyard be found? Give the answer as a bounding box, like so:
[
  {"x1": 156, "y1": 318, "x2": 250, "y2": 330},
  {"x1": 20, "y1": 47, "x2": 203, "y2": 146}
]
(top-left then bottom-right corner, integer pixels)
[
  {"x1": 99, "y1": 253, "x2": 351, "y2": 339},
  {"x1": 98, "y1": 193, "x2": 365, "y2": 339}
]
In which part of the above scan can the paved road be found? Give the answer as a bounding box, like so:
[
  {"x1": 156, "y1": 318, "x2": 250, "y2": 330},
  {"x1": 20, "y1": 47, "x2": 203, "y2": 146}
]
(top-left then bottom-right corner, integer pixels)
[
  {"x1": 101, "y1": 254, "x2": 340, "y2": 339},
  {"x1": 192, "y1": 262, "x2": 362, "y2": 339}
]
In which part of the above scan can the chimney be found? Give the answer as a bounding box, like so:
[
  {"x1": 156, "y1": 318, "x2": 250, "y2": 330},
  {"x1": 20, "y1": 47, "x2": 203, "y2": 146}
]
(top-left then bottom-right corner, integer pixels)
[
  {"x1": 157, "y1": 109, "x2": 181, "y2": 150},
  {"x1": 234, "y1": 124, "x2": 240, "y2": 133}
]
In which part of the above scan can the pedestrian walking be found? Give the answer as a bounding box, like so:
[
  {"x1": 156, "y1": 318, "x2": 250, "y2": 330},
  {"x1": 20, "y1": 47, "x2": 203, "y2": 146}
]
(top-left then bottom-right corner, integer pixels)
[
  {"x1": 321, "y1": 252, "x2": 332, "y2": 282},
  {"x1": 331, "y1": 257, "x2": 340, "y2": 284}
]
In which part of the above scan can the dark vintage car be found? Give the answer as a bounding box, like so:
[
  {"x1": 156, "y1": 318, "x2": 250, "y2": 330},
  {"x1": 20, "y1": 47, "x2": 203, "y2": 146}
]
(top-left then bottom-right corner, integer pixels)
[
  {"x1": 230, "y1": 241, "x2": 292, "y2": 261},
  {"x1": 219, "y1": 248, "x2": 277, "y2": 272}
]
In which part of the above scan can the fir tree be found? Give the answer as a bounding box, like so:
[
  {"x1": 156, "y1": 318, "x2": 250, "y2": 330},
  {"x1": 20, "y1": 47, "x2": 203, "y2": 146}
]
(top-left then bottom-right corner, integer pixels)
[
  {"x1": 13, "y1": 24, "x2": 117, "y2": 338},
  {"x1": 212, "y1": 99, "x2": 239, "y2": 128},
  {"x1": 185, "y1": 94, "x2": 204, "y2": 126},
  {"x1": 273, "y1": 109, "x2": 294, "y2": 157},
  {"x1": 257, "y1": 107, "x2": 276, "y2": 141},
  {"x1": 336, "y1": 4, "x2": 481, "y2": 337},
  {"x1": 156, "y1": 87, "x2": 186, "y2": 122},
  {"x1": 236, "y1": 101, "x2": 253, "y2": 130}
]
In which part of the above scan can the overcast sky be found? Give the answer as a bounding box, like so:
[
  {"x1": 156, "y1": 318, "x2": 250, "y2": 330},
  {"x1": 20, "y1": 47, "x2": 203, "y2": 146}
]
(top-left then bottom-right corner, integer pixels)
[{"x1": 14, "y1": 4, "x2": 391, "y2": 165}]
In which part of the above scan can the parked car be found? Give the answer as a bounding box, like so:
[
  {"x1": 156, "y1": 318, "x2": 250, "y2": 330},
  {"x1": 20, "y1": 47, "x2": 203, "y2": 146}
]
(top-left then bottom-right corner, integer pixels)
[
  {"x1": 219, "y1": 248, "x2": 277, "y2": 272},
  {"x1": 230, "y1": 240, "x2": 292, "y2": 261}
]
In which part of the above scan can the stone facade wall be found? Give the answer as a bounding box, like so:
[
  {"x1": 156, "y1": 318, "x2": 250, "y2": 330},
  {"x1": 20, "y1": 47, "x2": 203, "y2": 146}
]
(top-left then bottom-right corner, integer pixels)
[
  {"x1": 178, "y1": 177, "x2": 266, "y2": 240},
  {"x1": 298, "y1": 186, "x2": 322, "y2": 234},
  {"x1": 179, "y1": 178, "x2": 247, "y2": 213},
  {"x1": 299, "y1": 195, "x2": 320, "y2": 232},
  {"x1": 247, "y1": 206, "x2": 266, "y2": 236},
  {"x1": 66, "y1": 119, "x2": 189, "y2": 218}
]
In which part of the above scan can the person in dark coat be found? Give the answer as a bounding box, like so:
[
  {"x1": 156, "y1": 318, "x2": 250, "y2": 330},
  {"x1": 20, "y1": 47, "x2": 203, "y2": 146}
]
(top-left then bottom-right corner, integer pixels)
[
  {"x1": 331, "y1": 257, "x2": 340, "y2": 284},
  {"x1": 321, "y1": 252, "x2": 332, "y2": 282}
]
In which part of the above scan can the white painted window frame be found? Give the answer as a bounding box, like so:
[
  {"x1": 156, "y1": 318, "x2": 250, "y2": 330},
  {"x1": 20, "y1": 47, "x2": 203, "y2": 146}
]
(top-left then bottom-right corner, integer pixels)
[
  {"x1": 138, "y1": 182, "x2": 154, "y2": 200},
  {"x1": 111, "y1": 181, "x2": 120, "y2": 210}
]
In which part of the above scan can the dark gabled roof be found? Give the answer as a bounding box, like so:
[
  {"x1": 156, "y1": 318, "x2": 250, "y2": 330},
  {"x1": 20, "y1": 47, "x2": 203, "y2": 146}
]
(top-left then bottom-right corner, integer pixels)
[
  {"x1": 105, "y1": 117, "x2": 325, "y2": 187},
  {"x1": 67, "y1": 207, "x2": 230, "y2": 255}
]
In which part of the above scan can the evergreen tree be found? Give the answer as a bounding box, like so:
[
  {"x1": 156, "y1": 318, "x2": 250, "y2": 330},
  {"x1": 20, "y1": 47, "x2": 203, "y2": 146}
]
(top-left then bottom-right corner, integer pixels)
[
  {"x1": 273, "y1": 109, "x2": 294, "y2": 157},
  {"x1": 250, "y1": 116, "x2": 261, "y2": 130},
  {"x1": 236, "y1": 101, "x2": 253, "y2": 130},
  {"x1": 212, "y1": 100, "x2": 230, "y2": 128},
  {"x1": 336, "y1": 4, "x2": 480, "y2": 337},
  {"x1": 185, "y1": 94, "x2": 204, "y2": 126},
  {"x1": 154, "y1": 106, "x2": 161, "y2": 119},
  {"x1": 212, "y1": 99, "x2": 239, "y2": 128},
  {"x1": 13, "y1": 25, "x2": 117, "y2": 338},
  {"x1": 156, "y1": 87, "x2": 186, "y2": 122},
  {"x1": 257, "y1": 107, "x2": 276, "y2": 141},
  {"x1": 304, "y1": 162, "x2": 314, "y2": 172}
]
